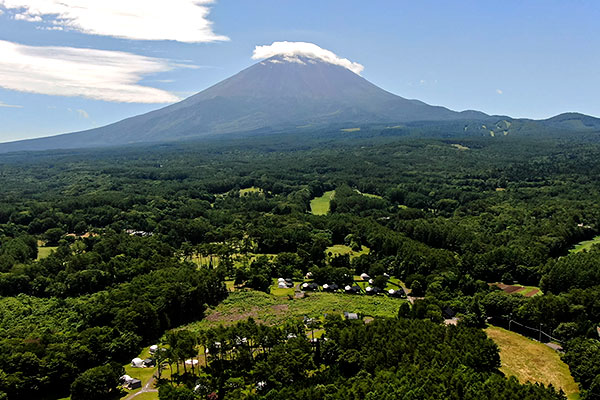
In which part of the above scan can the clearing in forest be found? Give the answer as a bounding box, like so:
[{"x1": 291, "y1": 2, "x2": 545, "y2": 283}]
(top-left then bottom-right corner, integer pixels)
[
  {"x1": 492, "y1": 283, "x2": 542, "y2": 297},
  {"x1": 569, "y1": 235, "x2": 600, "y2": 253},
  {"x1": 36, "y1": 246, "x2": 57, "y2": 260},
  {"x1": 310, "y1": 190, "x2": 335, "y2": 215},
  {"x1": 354, "y1": 189, "x2": 383, "y2": 199},
  {"x1": 185, "y1": 290, "x2": 405, "y2": 331},
  {"x1": 239, "y1": 186, "x2": 264, "y2": 196},
  {"x1": 485, "y1": 326, "x2": 579, "y2": 400},
  {"x1": 326, "y1": 244, "x2": 369, "y2": 259}
]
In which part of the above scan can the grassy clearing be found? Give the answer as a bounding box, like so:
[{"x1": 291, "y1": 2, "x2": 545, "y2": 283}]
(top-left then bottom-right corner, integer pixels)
[
  {"x1": 184, "y1": 290, "x2": 405, "y2": 332},
  {"x1": 37, "y1": 246, "x2": 57, "y2": 260},
  {"x1": 341, "y1": 128, "x2": 361, "y2": 132},
  {"x1": 310, "y1": 190, "x2": 335, "y2": 215},
  {"x1": 326, "y1": 244, "x2": 369, "y2": 259},
  {"x1": 239, "y1": 186, "x2": 264, "y2": 196},
  {"x1": 485, "y1": 326, "x2": 579, "y2": 399},
  {"x1": 570, "y1": 235, "x2": 600, "y2": 253},
  {"x1": 189, "y1": 254, "x2": 221, "y2": 267},
  {"x1": 119, "y1": 346, "x2": 158, "y2": 400},
  {"x1": 354, "y1": 189, "x2": 383, "y2": 199}
]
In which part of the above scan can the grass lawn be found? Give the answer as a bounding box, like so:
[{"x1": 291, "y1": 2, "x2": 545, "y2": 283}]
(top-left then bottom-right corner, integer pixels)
[
  {"x1": 37, "y1": 246, "x2": 57, "y2": 260},
  {"x1": 326, "y1": 244, "x2": 369, "y2": 259},
  {"x1": 310, "y1": 190, "x2": 335, "y2": 215},
  {"x1": 184, "y1": 290, "x2": 405, "y2": 332},
  {"x1": 570, "y1": 235, "x2": 600, "y2": 253},
  {"x1": 341, "y1": 127, "x2": 361, "y2": 132},
  {"x1": 485, "y1": 326, "x2": 579, "y2": 400}
]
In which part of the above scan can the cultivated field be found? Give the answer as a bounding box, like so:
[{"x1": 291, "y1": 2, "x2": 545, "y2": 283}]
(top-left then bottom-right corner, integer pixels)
[
  {"x1": 492, "y1": 283, "x2": 542, "y2": 297},
  {"x1": 486, "y1": 326, "x2": 579, "y2": 399},
  {"x1": 310, "y1": 190, "x2": 335, "y2": 215}
]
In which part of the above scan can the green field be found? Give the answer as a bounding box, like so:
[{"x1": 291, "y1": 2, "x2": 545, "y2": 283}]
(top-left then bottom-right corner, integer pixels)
[
  {"x1": 310, "y1": 190, "x2": 335, "y2": 215},
  {"x1": 184, "y1": 290, "x2": 405, "y2": 331},
  {"x1": 36, "y1": 246, "x2": 57, "y2": 260},
  {"x1": 341, "y1": 127, "x2": 361, "y2": 132},
  {"x1": 570, "y1": 235, "x2": 600, "y2": 253},
  {"x1": 326, "y1": 244, "x2": 369, "y2": 259},
  {"x1": 486, "y1": 326, "x2": 579, "y2": 400}
]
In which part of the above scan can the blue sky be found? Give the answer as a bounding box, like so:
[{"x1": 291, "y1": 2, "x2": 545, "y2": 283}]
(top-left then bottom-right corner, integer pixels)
[{"x1": 0, "y1": 0, "x2": 598, "y2": 142}]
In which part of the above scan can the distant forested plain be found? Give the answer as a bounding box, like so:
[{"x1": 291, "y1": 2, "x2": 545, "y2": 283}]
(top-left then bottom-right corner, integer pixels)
[{"x1": 1, "y1": 127, "x2": 600, "y2": 399}]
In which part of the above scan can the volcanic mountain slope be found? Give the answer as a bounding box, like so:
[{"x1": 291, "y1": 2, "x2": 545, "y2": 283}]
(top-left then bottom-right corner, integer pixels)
[
  {"x1": 1, "y1": 53, "x2": 599, "y2": 153},
  {"x1": 0, "y1": 54, "x2": 490, "y2": 152}
]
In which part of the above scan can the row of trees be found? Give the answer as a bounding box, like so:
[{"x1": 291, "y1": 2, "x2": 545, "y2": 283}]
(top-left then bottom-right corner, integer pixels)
[{"x1": 157, "y1": 316, "x2": 565, "y2": 399}]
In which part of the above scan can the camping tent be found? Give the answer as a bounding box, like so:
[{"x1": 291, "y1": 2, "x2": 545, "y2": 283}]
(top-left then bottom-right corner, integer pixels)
[{"x1": 131, "y1": 357, "x2": 144, "y2": 368}]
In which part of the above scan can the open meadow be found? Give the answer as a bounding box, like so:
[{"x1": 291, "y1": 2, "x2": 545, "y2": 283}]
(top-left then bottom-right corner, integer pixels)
[
  {"x1": 310, "y1": 190, "x2": 335, "y2": 215},
  {"x1": 486, "y1": 326, "x2": 580, "y2": 400}
]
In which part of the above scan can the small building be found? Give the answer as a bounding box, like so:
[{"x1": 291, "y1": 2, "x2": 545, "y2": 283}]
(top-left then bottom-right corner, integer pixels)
[
  {"x1": 360, "y1": 273, "x2": 370, "y2": 280},
  {"x1": 126, "y1": 379, "x2": 142, "y2": 390},
  {"x1": 149, "y1": 345, "x2": 158, "y2": 354}
]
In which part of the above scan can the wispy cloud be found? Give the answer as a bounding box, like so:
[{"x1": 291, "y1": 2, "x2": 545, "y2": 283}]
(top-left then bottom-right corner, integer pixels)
[
  {"x1": 0, "y1": 40, "x2": 182, "y2": 103},
  {"x1": 76, "y1": 109, "x2": 89, "y2": 118},
  {"x1": 496, "y1": 89, "x2": 503, "y2": 95},
  {"x1": 0, "y1": 101, "x2": 22, "y2": 108},
  {"x1": 0, "y1": 0, "x2": 228, "y2": 43},
  {"x1": 252, "y1": 41, "x2": 364, "y2": 75}
]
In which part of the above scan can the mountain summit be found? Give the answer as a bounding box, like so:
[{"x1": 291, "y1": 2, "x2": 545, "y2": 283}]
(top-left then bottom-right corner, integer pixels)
[{"x1": 2, "y1": 42, "x2": 593, "y2": 153}]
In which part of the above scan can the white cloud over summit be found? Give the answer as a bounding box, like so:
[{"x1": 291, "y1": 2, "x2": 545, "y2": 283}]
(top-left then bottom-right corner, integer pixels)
[
  {"x1": 0, "y1": 40, "x2": 181, "y2": 103},
  {"x1": 252, "y1": 41, "x2": 364, "y2": 75},
  {"x1": 0, "y1": 0, "x2": 228, "y2": 42}
]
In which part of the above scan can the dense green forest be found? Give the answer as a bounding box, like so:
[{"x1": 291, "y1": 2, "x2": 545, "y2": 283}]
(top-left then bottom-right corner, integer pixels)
[{"x1": 1, "y1": 129, "x2": 600, "y2": 399}]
